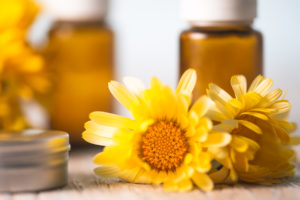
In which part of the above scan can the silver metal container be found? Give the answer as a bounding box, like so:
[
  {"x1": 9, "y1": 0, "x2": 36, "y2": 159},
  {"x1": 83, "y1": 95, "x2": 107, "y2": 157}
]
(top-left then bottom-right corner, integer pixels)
[{"x1": 0, "y1": 130, "x2": 70, "y2": 192}]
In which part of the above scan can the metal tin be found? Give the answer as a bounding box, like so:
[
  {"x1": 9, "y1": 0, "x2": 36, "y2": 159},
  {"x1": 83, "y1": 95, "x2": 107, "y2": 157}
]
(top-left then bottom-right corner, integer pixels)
[{"x1": 0, "y1": 130, "x2": 70, "y2": 192}]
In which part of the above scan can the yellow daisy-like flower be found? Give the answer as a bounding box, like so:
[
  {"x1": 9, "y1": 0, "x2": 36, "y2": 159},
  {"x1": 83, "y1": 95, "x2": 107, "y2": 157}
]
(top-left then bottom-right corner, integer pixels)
[
  {"x1": 0, "y1": 0, "x2": 39, "y2": 31},
  {"x1": 206, "y1": 75, "x2": 296, "y2": 183},
  {"x1": 0, "y1": 0, "x2": 49, "y2": 129},
  {"x1": 83, "y1": 69, "x2": 231, "y2": 191}
]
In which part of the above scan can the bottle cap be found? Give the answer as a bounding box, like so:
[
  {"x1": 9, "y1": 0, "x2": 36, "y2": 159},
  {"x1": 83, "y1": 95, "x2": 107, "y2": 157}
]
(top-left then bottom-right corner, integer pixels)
[
  {"x1": 40, "y1": 0, "x2": 108, "y2": 21},
  {"x1": 0, "y1": 130, "x2": 70, "y2": 192},
  {"x1": 180, "y1": 0, "x2": 257, "y2": 26}
]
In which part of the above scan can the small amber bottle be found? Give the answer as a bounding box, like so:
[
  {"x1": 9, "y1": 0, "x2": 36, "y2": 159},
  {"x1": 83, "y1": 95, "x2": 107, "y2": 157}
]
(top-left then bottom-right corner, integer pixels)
[
  {"x1": 180, "y1": 0, "x2": 263, "y2": 97},
  {"x1": 42, "y1": 0, "x2": 113, "y2": 145}
]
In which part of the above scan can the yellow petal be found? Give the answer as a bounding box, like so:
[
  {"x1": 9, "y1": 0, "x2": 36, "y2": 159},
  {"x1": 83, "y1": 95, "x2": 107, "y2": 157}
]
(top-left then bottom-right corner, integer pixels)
[
  {"x1": 198, "y1": 117, "x2": 213, "y2": 130},
  {"x1": 276, "y1": 120, "x2": 295, "y2": 130},
  {"x1": 231, "y1": 135, "x2": 259, "y2": 154},
  {"x1": 192, "y1": 172, "x2": 213, "y2": 191},
  {"x1": 234, "y1": 152, "x2": 249, "y2": 172},
  {"x1": 163, "y1": 177, "x2": 193, "y2": 192},
  {"x1": 239, "y1": 91, "x2": 262, "y2": 110},
  {"x1": 230, "y1": 148, "x2": 236, "y2": 162},
  {"x1": 240, "y1": 111, "x2": 268, "y2": 120},
  {"x1": 231, "y1": 136, "x2": 248, "y2": 152},
  {"x1": 212, "y1": 119, "x2": 239, "y2": 132},
  {"x1": 238, "y1": 120, "x2": 262, "y2": 134},
  {"x1": 190, "y1": 95, "x2": 213, "y2": 117},
  {"x1": 206, "y1": 106, "x2": 228, "y2": 121},
  {"x1": 248, "y1": 75, "x2": 264, "y2": 92},
  {"x1": 248, "y1": 107, "x2": 274, "y2": 113},
  {"x1": 164, "y1": 177, "x2": 193, "y2": 192},
  {"x1": 144, "y1": 83, "x2": 178, "y2": 119},
  {"x1": 134, "y1": 170, "x2": 152, "y2": 184},
  {"x1": 270, "y1": 100, "x2": 291, "y2": 114},
  {"x1": 222, "y1": 119, "x2": 239, "y2": 127},
  {"x1": 118, "y1": 168, "x2": 144, "y2": 183},
  {"x1": 93, "y1": 146, "x2": 131, "y2": 165},
  {"x1": 84, "y1": 120, "x2": 117, "y2": 138},
  {"x1": 228, "y1": 98, "x2": 243, "y2": 109},
  {"x1": 177, "y1": 93, "x2": 190, "y2": 113},
  {"x1": 257, "y1": 88, "x2": 282, "y2": 107},
  {"x1": 252, "y1": 77, "x2": 273, "y2": 96},
  {"x1": 94, "y1": 166, "x2": 120, "y2": 178},
  {"x1": 207, "y1": 83, "x2": 233, "y2": 102},
  {"x1": 82, "y1": 131, "x2": 115, "y2": 146},
  {"x1": 123, "y1": 76, "x2": 146, "y2": 97},
  {"x1": 189, "y1": 110, "x2": 199, "y2": 125},
  {"x1": 150, "y1": 77, "x2": 164, "y2": 88},
  {"x1": 231, "y1": 75, "x2": 247, "y2": 98},
  {"x1": 184, "y1": 153, "x2": 193, "y2": 164},
  {"x1": 202, "y1": 132, "x2": 231, "y2": 147},
  {"x1": 209, "y1": 166, "x2": 230, "y2": 183},
  {"x1": 195, "y1": 152, "x2": 212, "y2": 172},
  {"x1": 90, "y1": 111, "x2": 137, "y2": 129},
  {"x1": 208, "y1": 147, "x2": 227, "y2": 160},
  {"x1": 290, "y1": 137, "x2": 300, "y2": 145},
  {"x1": 272, "y1": 110, "x2": 290, "y2": 121},
  {"x1": 194, "y1": 126, "x2": 208, "y2": 142},
  {"x1": 108, "y1": 80, "x2": 139, "y2": 111},
  {"x1": 176, "y1": 68, "x2": 197, "y2": 97},
  {"x1": 163, "y1": 180, "x2": 179, "y2": 191},
  {"x1": 214, "y1": 99, "x2": 236, "y2": 119},
  {"x1": 169, "y1": 166, "x2": 187, "y2": 183},
  {"x1": 274, "y1": 126, "x2": 290, "y2": 145},
  {"x1": 185, "y1": 166, "x2": 195, "y2": 177},
  {"x1": 229, "y1": 167, "x2": 238, "y2": 181},
  {"x1": 138, "y1": 119, "x2": 154, "y2": 132},
  {"x1": 177, "y1": 179, "x2": 193, "y2": 192}
]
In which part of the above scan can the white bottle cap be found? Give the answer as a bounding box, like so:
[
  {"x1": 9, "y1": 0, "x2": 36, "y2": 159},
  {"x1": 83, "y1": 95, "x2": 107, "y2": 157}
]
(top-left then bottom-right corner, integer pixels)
[
  {"x1": 180, "y1": 0, "x2": 257, "y2": 26},
  {"x1": 40, "y1": 0, "x2": 108, "y2": 21}
]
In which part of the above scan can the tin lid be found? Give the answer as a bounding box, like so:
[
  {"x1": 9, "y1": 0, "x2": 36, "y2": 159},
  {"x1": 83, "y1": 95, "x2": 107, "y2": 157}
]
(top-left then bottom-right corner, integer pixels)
[
  {"x1": 0, "y1": 130, "x2": 70, "y2": 156},
  {"x1": 0, "y1": 130, "x2": 70, "y2": 192}
]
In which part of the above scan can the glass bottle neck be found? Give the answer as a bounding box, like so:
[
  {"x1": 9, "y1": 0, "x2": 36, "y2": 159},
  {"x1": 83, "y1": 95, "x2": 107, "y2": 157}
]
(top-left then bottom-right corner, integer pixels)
[
  {"x1": 189, "y1": 20, "x2": 253, "y2": 31},
  {"x1": 53, "y1": 19, "x2": 107, "y2": 29}
]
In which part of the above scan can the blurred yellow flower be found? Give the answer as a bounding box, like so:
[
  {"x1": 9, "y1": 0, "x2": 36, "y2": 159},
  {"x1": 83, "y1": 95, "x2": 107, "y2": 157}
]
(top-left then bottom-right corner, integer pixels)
[
  {"x1": 207, "y1": 75, "x2": 296, "y2": 183},
  {"x1": 83, "y1": 69, "x2": 231, "y2": 191},
  {"x1": 0, "y1": 0, "x2": 39, "y2": 31},
  {"x1": 0, "y1": 0, "x2": 49, "y2": 130}
]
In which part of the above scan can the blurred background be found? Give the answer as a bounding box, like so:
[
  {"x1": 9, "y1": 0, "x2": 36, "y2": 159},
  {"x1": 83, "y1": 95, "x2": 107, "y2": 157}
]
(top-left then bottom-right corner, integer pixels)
[{"x1": 30, "y1": 0, "x2": 300, "y2": 124}]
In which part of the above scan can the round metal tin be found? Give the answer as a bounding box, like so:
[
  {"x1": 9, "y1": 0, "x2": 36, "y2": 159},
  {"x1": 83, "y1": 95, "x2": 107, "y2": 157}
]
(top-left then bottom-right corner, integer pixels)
[{"x1": 0, "y1": 130, "x2": 70, "y2": 192}]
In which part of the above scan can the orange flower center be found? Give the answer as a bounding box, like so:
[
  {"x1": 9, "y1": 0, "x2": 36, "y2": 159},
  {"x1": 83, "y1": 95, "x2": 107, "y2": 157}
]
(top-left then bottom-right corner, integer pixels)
[{"x1": 140, "y1": 120, "x2": 189, "y2": 171}]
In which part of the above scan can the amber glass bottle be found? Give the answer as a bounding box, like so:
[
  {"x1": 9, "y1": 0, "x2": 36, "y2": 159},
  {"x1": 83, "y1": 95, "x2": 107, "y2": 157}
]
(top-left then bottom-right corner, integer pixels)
[
  {"x1": 180, "y1": 0, "x2": 263, "y2": 97},
  {"x1": 42, "y1": 0, "x2": 113, "y2": 145}
]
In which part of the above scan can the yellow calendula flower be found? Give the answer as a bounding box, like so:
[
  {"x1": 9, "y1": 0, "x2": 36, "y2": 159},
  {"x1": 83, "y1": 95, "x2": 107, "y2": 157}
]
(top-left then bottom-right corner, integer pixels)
[
  {"x1": 0, "y1": 0, "x2": 39, "y2": 31},
  {"x1": 0, "y1": 0, "x2": 49, "y2": 129},
  {"x1": 83, "y1": 69, "x2": 231, "y2": 191},
  {"x1": 206, "y1": 75, "x2": 296, "y2": 184}
]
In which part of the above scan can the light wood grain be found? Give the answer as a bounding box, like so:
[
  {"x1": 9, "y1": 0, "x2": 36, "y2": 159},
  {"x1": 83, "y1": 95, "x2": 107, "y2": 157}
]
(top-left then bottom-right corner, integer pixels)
[{"x1": 1, "y1": 147, "x2": 300, "y2": 200}]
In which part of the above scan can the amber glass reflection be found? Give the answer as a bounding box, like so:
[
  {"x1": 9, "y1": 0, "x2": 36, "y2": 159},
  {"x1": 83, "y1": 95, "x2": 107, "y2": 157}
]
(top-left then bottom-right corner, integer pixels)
[
  {"x1": 43, "y1": 21, "x2": 114, "y2": 145},
  {"x1": 180, "y1": 25, "x2": 263, "y2": 98}
]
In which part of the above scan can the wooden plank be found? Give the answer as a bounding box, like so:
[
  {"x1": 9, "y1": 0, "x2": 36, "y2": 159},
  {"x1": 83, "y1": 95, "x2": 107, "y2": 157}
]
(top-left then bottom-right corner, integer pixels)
[{"x1": 1, "y1": 147, "x2": 300, "y2": 200}]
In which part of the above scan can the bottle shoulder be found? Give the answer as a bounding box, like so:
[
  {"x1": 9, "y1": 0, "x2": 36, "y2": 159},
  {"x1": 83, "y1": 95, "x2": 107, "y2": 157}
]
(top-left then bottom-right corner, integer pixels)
[
  {"x1": 49, "y1": 20, "x2": 113, "y2": 36},
  {"x1": 180, "y1": 26, "x2": 263, "y2": 40}
]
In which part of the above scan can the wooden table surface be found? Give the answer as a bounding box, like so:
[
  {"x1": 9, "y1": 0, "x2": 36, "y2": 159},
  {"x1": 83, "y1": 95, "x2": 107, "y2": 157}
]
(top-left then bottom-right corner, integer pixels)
[{"x1": 1, "y1": 147, "x2": 300, "y2": 200}]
